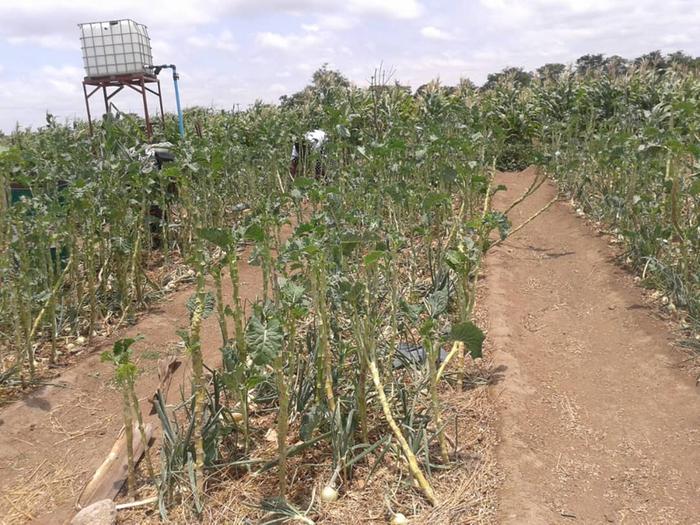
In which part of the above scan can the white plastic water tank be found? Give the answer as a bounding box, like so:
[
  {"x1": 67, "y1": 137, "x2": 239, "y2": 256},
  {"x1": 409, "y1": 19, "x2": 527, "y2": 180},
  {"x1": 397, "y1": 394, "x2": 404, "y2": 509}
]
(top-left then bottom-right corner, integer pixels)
[{"x1": 79, "y1": 19, "x2": 153, "y2": 78}]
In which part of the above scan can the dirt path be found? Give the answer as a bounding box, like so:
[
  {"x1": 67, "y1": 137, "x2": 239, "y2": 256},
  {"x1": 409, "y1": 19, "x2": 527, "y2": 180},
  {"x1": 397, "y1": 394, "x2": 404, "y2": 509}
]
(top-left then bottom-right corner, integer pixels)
[
  {"x1": 0, "y1": 240, "x2": 272, "y2": 524},
  {"x1": 486, "y1": 169, "x2": 700, "y2": 524}
]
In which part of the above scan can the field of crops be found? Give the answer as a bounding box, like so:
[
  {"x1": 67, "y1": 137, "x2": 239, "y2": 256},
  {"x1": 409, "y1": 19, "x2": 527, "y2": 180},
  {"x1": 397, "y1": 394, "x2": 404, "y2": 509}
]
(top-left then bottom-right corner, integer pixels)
[{"x1": 1, "y1": 57, "x2": 698, "y2": 522}]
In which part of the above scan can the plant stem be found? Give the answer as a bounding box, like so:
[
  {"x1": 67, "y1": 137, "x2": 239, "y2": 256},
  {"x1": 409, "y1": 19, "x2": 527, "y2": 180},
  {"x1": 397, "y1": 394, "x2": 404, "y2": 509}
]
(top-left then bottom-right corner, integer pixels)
[
  {"x1": 122, "y1": 388, "x2": 136, "y2": 500},
  {"x1": 129, "y1": 379, "x2": 155, "y2": 482},
  {"x1": 190, "y1": 261, "x2": 207, "y2": 502},
  {"x1": 274, "y1": 353, "x2": 289, "y2": 496},
  {"x1": 212, "y1": 266, "x2": 228, "y2": 346},
  {"x1": 367, "y1": 357, "x2": 436, "y2": 505}
]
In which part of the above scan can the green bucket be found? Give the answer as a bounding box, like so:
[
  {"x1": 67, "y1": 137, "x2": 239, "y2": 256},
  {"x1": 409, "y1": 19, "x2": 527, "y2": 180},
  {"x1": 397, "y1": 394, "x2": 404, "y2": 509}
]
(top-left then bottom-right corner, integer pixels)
[
  {"x1": 10, "y1": 183, "x2": 32, "y2": 204},
  {"x1": 9, "y1": 182, "x2": 70, "y2": 266}
]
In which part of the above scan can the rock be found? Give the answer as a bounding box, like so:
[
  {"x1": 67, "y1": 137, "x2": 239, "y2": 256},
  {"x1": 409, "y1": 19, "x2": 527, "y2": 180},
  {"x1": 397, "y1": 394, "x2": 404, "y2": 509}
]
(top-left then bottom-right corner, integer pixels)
[{"x1": 71, "y1": 499, "x2": 117, "y2": 525}]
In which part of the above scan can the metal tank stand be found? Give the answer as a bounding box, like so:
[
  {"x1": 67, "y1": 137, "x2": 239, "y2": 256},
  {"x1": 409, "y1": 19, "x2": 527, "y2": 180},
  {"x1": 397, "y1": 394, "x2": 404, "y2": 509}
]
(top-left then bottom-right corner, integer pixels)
[{"x1": 82, "y1": 73, "x2": 165, "y2": 140}]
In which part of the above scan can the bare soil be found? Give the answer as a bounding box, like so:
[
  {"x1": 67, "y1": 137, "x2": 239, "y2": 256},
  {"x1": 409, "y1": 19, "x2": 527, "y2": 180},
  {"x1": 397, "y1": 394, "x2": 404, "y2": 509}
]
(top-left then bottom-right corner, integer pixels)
[{"x1": 486, "y1": 169, "x2": 700, "y2": 524}]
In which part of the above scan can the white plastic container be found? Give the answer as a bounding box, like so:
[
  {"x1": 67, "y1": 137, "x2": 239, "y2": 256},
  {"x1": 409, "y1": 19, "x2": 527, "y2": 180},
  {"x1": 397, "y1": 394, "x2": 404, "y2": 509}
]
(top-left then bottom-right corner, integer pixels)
[{"x1": 79, "y1": 19, "x2": 153, "y2": 78}]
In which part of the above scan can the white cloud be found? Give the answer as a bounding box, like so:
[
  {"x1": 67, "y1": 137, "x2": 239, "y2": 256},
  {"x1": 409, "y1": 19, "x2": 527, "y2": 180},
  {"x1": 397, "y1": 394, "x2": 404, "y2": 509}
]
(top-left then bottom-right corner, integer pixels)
[
  {"x1": 317, "y1": 15, "x2": 357, "y2": 31},
  {"x1": 186, "y1": 30, "x2": 238, "y2": 52},
  {"x1": 420, "y1": 26, "x2": 453, "y2": 41},
  {"x1": 302, "y1": 24, "x2": 320, "y2": 32},
  {"x1": 256, "y1": 31, "x2": 322, "y2": 51},
  {"x1": 39, "y1": 65, "x2": 83, "y2": 95},
  {"x1": 346, "y1": 0, "x2": 423, "y2": 19},
  {"x1": 7, "y1": 34, "x2": 77, "y2": 50},
  {"x1": 151, "y1": 39, "x2": 175, "y2": 57},
  {"x1": 41, "y1": 65, "x2": 83, "y2": 77},
  {"x1": 661, "y1": 34, "x2": 691, "y2": 45}
]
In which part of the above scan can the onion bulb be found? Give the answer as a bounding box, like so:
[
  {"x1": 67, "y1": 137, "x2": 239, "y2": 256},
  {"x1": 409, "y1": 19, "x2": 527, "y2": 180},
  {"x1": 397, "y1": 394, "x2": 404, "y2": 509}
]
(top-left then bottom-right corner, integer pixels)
[
  {"x1": 321, "y1": 486, "x2": 338, "y2": 503},
  {"x1": 390, "y1": 513, "x2": 408, "y2": 525},
  {"x1": 76, "y1": 336, "x2": 86, "y2": 345}
]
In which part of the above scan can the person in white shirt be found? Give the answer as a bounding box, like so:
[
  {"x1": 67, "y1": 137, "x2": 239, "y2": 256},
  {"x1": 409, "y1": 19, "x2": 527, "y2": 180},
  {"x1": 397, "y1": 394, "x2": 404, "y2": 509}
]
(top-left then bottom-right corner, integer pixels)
[{"x1": 290, "y1": 129, "x2": 327, "y2": 179}]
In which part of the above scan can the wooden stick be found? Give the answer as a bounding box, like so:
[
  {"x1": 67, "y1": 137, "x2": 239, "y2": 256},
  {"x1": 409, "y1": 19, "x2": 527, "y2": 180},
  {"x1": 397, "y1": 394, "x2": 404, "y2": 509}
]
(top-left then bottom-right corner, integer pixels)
[
  {"x1": 76, "y1": 423, "x2": 153, "y2": 509},
  {"x1": 503, "y1": 169, "x2": 547, "y2": 216},
  {"x1": 492, "y1": 196, "x2": 558, "y2": 249},
  {"x1": 116, "y1": 496, "x2": 158, "y2": 510}
]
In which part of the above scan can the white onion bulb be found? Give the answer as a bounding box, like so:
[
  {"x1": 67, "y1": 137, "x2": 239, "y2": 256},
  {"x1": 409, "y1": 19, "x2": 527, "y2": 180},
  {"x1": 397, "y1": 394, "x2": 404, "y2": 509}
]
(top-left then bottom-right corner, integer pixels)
[
  {"x1": 321, "y1": 486, "x2": 338, "y2": 503},
  {"x1": 390, "y1": 513, "x2": 408, "y2": 525}
]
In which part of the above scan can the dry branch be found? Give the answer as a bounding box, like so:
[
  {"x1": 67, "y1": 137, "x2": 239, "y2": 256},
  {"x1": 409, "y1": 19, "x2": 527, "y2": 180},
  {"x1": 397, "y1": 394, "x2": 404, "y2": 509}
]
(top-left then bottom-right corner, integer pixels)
[{"x1": 76, "y1": 423, "x2": 153, "y2": 509}]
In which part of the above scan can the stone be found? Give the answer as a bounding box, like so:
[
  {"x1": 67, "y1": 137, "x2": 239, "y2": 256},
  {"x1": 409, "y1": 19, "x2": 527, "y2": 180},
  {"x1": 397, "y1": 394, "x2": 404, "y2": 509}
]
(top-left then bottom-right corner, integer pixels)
[{"x1": 71, "y1": 499, "x2": 117, "y2": 525}]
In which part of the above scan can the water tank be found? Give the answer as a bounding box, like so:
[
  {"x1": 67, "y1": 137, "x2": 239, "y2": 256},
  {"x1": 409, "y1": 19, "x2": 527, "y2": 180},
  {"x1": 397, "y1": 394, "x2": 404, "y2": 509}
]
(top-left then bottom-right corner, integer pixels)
[{"x1": 78, "y1": 19, "x2": 153, "y2": 78}]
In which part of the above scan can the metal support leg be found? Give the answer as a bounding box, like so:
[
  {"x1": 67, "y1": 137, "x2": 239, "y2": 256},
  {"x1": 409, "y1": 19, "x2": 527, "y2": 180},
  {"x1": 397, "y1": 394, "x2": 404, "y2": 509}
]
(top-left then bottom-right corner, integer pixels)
[
  {"x1": 102, "y1": 86, "x2": 109, "y2": 115},
  {"x1": 157, "y1": 79, "x2": 165, "y2": 129},
  {"x1": 141, "y1": 78, "x2": 152, "y2": 140},
  {"x1": 83, "y1": 82, "x2": 93, "y2": 135}
]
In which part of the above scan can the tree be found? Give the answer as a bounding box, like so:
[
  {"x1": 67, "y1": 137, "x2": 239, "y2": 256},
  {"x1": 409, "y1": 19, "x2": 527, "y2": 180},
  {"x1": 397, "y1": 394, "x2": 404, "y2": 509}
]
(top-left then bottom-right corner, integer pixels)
[
  {"x1": 279, "y1": 64, "x2": 352, "y2": 109},
  {"x1": 603, "y1": 55, "x2": 628, "y2": 76},
  {"x1": 536, "y1": 63, "x2": 566, "y2": 82},
  {"x1": 482, "y1": 67, "x2": 532, "y2": 90},
  {"x1": 634, "y1": 50, "x2": 666, "y2": 71},
  {"x1": 666, "y1": 51, "x2": 699, "y2": 71},
  {"x1": 576, "y1": 54, "x2": 605, "y2": 75}
]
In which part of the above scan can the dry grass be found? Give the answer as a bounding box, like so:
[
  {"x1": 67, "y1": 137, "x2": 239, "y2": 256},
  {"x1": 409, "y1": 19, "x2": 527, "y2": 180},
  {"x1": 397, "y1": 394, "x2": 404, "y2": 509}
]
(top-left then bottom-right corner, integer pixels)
[
  {"x1": 1, "y1": 456, "x2": 84, "y2": 524},
  {"x1": 115, "y1": 357, "x2": 501, "y2": 525}
]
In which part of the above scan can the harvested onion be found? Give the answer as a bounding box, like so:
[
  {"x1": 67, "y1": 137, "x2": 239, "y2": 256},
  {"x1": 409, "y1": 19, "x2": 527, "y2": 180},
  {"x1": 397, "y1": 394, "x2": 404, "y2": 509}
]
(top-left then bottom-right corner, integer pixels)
[
  {"x1": 390, "y1": 513, "x2": 408, "y2": 525},
  {"x1": 320, "y1": 486, "x2": 338, "y2": 503}
]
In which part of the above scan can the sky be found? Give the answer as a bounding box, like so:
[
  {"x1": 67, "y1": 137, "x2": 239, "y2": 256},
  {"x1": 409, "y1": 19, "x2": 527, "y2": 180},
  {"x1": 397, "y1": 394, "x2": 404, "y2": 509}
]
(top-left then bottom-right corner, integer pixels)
[{"x1": 0, "y1": 0, "x2": 699, "y2": 132}]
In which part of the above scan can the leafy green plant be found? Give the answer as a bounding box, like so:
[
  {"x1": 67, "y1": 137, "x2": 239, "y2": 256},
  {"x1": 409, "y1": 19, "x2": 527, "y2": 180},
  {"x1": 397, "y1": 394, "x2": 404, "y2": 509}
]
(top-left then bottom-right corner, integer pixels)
[{"x1": 101, "y1": 336, "x2": 154, "y2": 498}]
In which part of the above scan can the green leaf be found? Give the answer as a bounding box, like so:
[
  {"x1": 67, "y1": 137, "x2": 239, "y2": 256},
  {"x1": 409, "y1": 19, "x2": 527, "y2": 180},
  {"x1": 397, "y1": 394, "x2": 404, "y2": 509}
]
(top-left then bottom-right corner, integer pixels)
[
  {"x1": 422, "y1": 191, "x2": 449, "y2": 211},
  {"x1": 336, "y1": 124, "x2": 351, "y2": 138},
  {"x1": 363, "y1": 250, "x2": 387, "y2": 266},
  {"x1": 197, "y1": 227, "x2": 233, "y2": 250},
  {"x1": 280, "y1": 278, "x2": 306, "y2": 306},
  {"x1": 244, "y1": 223, "x2": 265, "y2": 243},
  {"x1": 419, "y1": 318, "x2": 436, "y2": 337},
  {"x1": 425, "y1": 287, "x2": 448, "y2": 318},
  {"x1": 339, "y1": 233, "x2": 362, "y2": 256},
  {"x1": 300, "y1": 405, "x2": 322, "y2": 441},
  {"x1": 114, "y1": 336, "x2": 137, "y2": 355},
  {"x1": 445, "y1": 249, "x2": 467, "y2": 271},
  {"x1": 293, "y1": 177, "x2": 315, "y2": 190},
  {"x1": 186, "y1": 292, "x2": 215, "y2": 320},
  {"x1": 176, "y1": 329, "x2": 191, "y2": 347},
  {"x1": 689, "y1": 179, "x2": 700, "y2": 196},
  {"x1": 245, "y1": 314, "x2": 284, "y2": 365},
  {"x1": 399, "y1": 299, "x2": 422, "y2": 322},
  {"x1": 440, "y1": 168, "x2": 457, "y2": 184},
  {"x1": 450, "y1": 321, "x2": 485, "y2": 359}
]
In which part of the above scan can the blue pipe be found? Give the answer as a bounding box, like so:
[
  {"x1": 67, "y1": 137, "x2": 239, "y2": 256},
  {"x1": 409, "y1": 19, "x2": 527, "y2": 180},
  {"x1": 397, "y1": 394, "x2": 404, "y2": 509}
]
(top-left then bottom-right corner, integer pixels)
[
  {"x1": 172, "y1": 67, "x2": 185, "y2": 138},
  {"x1": 153, "y1": 64, "x2": 185, "y2": 138}
]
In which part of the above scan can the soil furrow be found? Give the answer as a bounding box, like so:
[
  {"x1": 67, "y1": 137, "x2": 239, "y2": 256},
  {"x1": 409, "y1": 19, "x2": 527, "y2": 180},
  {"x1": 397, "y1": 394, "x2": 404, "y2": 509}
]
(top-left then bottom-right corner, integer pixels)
[{"x1": 487, "y1": 169, "x2": 699, "y2": 524}]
